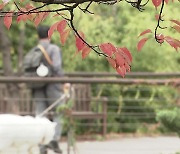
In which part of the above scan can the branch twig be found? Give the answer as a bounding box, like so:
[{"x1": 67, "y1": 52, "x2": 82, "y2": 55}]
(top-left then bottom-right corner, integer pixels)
[{"x1": 154, "y1": 0, "x2": 166, "y2": 43}]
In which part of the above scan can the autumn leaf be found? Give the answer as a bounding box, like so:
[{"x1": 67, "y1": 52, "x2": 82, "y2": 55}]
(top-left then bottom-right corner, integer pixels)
[
  {"x1": 48, "y1": 22, "x2": 59, "y2": 39},
  {"x1": 172, "y1": 25, "x2": 180, "y2": 33},
  {"x1": 60, "y1": 28, "x2": 71, "y2": 45},
  {"x1": 115, "y1": 52, "x2": 125, "y2": 67},
  {"x1": 164, "y1": 36, "x2": 179, "y2": 51},
  {"x1": 106, "y1": 57, "x2": 116, "y2": 69},
  {"x1": 17, "y1": 14, "x2": 28, "y2": 23},
  {"x1": 152, "y1": 0, "x2": 162, "y2": 8},
  {"x1": 156, "y1": 34, "x2": 164, "y2": 44},
  {"x1": 137, "y1": 38, "x2": 149, "y2": 51},
  {"x1": 82, "y1": 46, "x2": 91, "y2": 59},
  {"x1": 57, "y1": 20, "x2": 67, "y2": 34},
  {"x1": 174, "y1": 39, "x2": 180, "y2": 48},
  {"x1": 155, "y1": 14, "x2": 160, "y2": 20},
  {"x1": 138, "y1": 29, "x2": 152, "y2": 37},
  {"x1": 99, "y1": 43, "x2": 116, "y2": 56},
  {"x1": 170, "y1": 20, "x2": 180, "y2": 26},
  {"x1": 34, "y1": 12, "x2": 47, "y2": 27},
  {"x1": 155, "y1": 14, "x2": 165, "y2": 21},
  {"x1": 27, "y1": 14, "x2": 36, "y2": 21},
  {"x1": 118, "y1": 47, "x2": 132, "y2": 63},
  {"x1": 116, "y1": 66, "x2": 126, "y2": 78},
  {"x1": 25, "y1": 4, "x2": 34, "y2": 10},
  {"x1": 75, "y1": 32, "x2": 85, "y2": 52},
  {"x1": 124, "y1": 62, "x2": 131, "y2": 72},
  {"x1": 41, "y1": 12, "x2": 49, "y2": 21},
  {"x1": 4, "y1": 12, "x2": 13, "y2": 29}
]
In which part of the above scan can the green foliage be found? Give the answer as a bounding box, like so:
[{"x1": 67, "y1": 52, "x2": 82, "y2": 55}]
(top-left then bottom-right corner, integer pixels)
[
  {"x1": 156, "y1": 108, "x2": 180, "y2": 136},
  {"x1": 1, "y1": 1, "x2": 179, "y2": 73},
  {"x1": 0, "y1": 1, "x2": 179, "y2": 135},
  {"x1": 100, "y1": 84, "x2": 178, "y2": 134}
]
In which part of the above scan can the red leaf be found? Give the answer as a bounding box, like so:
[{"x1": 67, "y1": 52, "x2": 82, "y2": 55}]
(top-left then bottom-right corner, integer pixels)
[
  {"x1": 137, "y1": 38, "x2": 149, "y2": 51},
  {"x1": 41, "y1": 12, "x2": 49, "y2": 21},
  {"x1": 60, "y1": 28, "x2": 70, "y2": 45},
  {"x1": 174, "y1": 39, "x2": 180, "y2": 48},
  {"x1": 57, "y1": 20, "x2": 67, "y2": 34},
  {"x1": 106, "y1": 57, "x2": 116, "y2": 69},
  {"x1": 115, "y1": 52, "x2": 125, "y2": 67},
  {"x1": 25, "y1": 4, "x2": 34, "y2": 10},
  {"x1": 75, "y1": 32, "x2": 85, "y2": 52},
  {"x1": 124, "y1": 63, "x2": 131, "y2": 72},
  {"x1": 34, "y1": 12, "x2": 46, "y2": 27},
  {"x1": 116, "y1": 66, "x2": 126, "y2": 78},
  {"x1": 34, "y1": 14, "x2": 41, "y2": 27},
  {"x1": 138, "y1": 29, "x2": 152, "y2": 37},
  {"x1": 172, "y1": 25, "x2": 180, "y2": 33},
  {"x1": 170, "y1": 20, "x2": 180, "y2": 26},
  {"x1": 48, "y1": 22, "x2": 59, "y2": 39},
  {"x1": 118, "y1": 47, "x2": 132, "y2": 63},
  {"x1": 4, "y1": 12, "x2": 13, "y2": 29},
  {"x1": 17, "y1": 14, "x2": 28, "y2": 23},
  {"x1": 99, "y1": 43, "x2": 116, "y2": 56},
  {"x1": 156, "y1": 33, "x2": 164, "y2": 44},
  {"x1": 27, "y1": 14, "x2": 35, "y2": 21},
  {"x1": 152, "y1": 0, "x2": 162, "y2": 8},
  {"x1": 155, "y1": 14, "x2": 164, "y2": 21},
  {"x1": 165, "y1": 36, "x2": 179, "y2": 51},
  {"x1": 82, "y1": 46, "x2": 91, "y2": 59}
]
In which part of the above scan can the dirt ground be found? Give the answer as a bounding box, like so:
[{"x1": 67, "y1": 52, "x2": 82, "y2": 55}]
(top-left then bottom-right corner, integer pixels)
[{"x1": 48, "y1": 135, "x2": 180, "y2": 154}]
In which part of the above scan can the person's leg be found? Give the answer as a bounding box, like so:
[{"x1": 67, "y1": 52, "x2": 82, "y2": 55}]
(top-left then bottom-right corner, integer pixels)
[
  {"x1": 33, "y1": 88, "x2": 48, "y2": 115},
  {"x1": 39, "y1": 144, "x2": 48, "y2": 154},
  {"x1": 32, "y1": 88, "x2": 48, "y2": 154},
  {"x1": 46, "y1": 83, "x2": 64, "y2": 153}
]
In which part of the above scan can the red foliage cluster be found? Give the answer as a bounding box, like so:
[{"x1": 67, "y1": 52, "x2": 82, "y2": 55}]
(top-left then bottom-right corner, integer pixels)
[
  {"x1": 100, "y1": 43, "x2": 132, "y2": 77},
  {"x1": 137, "y1": 19, "x2": 180, "y2": 51},
  {"x1": 48, "y1": 20, "x2": 71, "y2": 46}
]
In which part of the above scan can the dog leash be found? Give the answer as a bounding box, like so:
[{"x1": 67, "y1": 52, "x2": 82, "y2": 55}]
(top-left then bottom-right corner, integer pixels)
[{"x1": 38, "y1": 93, "x2": 70, "y2": 117}]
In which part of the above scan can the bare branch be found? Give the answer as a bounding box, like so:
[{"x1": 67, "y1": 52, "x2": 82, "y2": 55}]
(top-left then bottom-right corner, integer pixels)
[
  {"x1": 31, "y1": 0, "x2": 116, "y2": 4},
  {"x1": 78, "y1": 1, "x2": 94, "y2": 14},
  {"x1": 154, "y1": 0, "x2": 166, "y2": 43},
  {"x1": 68, "y1": 8, "x2": 108, "y2": 57}
]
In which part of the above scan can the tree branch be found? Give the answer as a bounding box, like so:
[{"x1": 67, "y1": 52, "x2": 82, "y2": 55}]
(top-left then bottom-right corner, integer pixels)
[
  {"x1": 31, "y1": 0, "x2": 116, "y2": 4},
  {"x1": 154, "y1": 0, "x2": 166, "y2": 43},
  {"x1": 68, "y1": 7, "x2": 108, "y2": 57}
]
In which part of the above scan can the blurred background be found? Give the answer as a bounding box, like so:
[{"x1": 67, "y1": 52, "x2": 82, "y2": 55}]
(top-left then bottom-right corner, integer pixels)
[{"x1": 0, "y1": 1, "x2": 179, "y2": 154}]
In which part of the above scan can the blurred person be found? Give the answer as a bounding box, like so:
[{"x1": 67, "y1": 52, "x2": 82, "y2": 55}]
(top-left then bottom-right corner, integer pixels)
[{"x1": 24, "y1": 25, "x2": 64, "y2": 154}]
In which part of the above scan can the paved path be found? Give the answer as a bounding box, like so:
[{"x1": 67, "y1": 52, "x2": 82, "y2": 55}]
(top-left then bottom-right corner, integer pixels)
[{"x1": 53, "y1": 136, "x2": 180, "y2": 154}]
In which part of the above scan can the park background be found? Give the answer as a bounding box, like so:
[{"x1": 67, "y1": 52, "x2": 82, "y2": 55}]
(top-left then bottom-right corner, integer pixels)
[{"x1": 0, "y1": 1, "x2": 180, "y2": 154}]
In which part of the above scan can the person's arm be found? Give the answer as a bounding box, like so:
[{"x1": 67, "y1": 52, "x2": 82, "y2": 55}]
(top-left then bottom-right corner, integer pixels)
[{"x1": 50, "y1": 45, "x2": 64, "y2": 76}]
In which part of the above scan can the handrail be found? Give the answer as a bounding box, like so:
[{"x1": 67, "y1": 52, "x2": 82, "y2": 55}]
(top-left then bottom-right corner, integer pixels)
[
  {"x1": 0, "y1": 76, "x2": 179, "y2": 85},
  {"x1": 1, "y1": 71, "x2": 180, "y2": 78},
  {"x1": 65, "y1": 72, "x2": 180, "y2": 78}
]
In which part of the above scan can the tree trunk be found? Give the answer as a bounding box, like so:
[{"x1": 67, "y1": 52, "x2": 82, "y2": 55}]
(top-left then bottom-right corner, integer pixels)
[
  {"x1": 0, "y1": 18, "x2": 20, "y2": 113},
  {"x1": 0, "y1": 18, "x2": 13, "y2": 76},
  {"x1": 17, "y1": 24, "x2": 25, "y2": 76}
]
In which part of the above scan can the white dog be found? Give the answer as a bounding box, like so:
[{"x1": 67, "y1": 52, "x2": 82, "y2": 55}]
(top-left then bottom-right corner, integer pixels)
[{"x1": 0, "y1": 114, "x2": 56, "y2": 154}]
